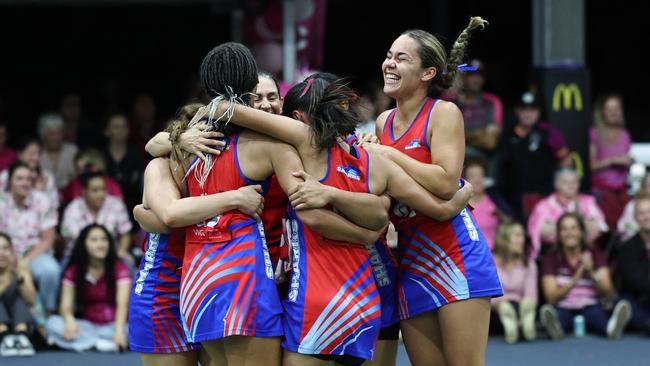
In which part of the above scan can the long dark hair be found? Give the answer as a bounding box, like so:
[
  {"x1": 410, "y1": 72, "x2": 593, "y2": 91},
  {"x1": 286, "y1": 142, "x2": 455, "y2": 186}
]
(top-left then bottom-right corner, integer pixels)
[
  {"x1": 282, "y1": 73, "x2": 361, "y2": 150},
  {"x1": 6, "y1": 161, "x2": 32, "y2": 192},
  {"x1": 66, "y1": 224, "x2": 117, "y2": 314},
  {"x1": 556, "y1": 212, "x2": 589, "y2": 252}
]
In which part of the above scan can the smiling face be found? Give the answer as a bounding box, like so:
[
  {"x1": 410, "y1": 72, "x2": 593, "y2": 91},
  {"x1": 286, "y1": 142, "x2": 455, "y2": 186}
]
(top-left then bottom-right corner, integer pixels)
[
  {"x1": 0, "y1": 235, "x2": 12, "y2": 270},
  {"x1": 253, "y1": 75, "x2": 282, "y2": 115},
  {"x1": 84, "y1": 177, "x2": 107, "y2": 210},
  {"x1": 18, "y1": 142, "x2": 41, "y2": 169},
  {"x1": 382, "y1": 35, "x2": 436, "y2": 99},
  {"x1": 558, "y1": 215, "x2": 584, "y2": 251},
  {"x1": 9, "y1": 166, "x2": 33, "y2": 199}
]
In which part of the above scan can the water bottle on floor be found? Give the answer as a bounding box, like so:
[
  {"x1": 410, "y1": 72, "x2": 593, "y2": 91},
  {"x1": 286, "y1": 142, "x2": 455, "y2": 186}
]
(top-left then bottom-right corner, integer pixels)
[{"x1": 573, "y1": 315, "x2": 585, "y2": 338}]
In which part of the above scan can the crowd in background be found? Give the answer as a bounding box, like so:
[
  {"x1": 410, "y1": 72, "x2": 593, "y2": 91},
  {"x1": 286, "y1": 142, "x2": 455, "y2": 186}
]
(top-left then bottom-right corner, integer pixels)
[{"x1": 0, "y1": 60, "x2": 649, "y2": 357}]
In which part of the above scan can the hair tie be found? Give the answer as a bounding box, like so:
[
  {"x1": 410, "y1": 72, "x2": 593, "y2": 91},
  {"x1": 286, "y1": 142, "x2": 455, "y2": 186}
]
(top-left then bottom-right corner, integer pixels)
[
  {"x1": 457, "y1": 63, "x2": 479, "y2": 73},
  {"x1": 299, "y1": 79, "x2": 314, "y2": 98}
]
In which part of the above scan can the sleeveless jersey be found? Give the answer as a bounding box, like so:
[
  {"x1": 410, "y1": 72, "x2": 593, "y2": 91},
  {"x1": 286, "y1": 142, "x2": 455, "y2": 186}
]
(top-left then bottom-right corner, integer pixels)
[
  {"x1": 129, "y1": 229, "x2": 197, "y2": 353},
  {"x1": 179, "y1": 133, "x2": 283, "y2": 343},
  {"x1": 282, "y1": 143, "x2": 381, "y2": 361},
  {"x1": 260, "y1": 174, "x2": 288, "y2": 266},
  {"x1": 380, "y1": 98, "x2": 503, "y2": 319}
]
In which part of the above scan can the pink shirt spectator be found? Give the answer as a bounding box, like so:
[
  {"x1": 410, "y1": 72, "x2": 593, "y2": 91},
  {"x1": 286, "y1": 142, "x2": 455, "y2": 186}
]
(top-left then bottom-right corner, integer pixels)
[
  {"x1": 60, "y1": 176, "x2": 124, "y2": 205},
  {"x1": 0, "y1": 168, "x2": 59, "y2": 209},
  {"x1": 62, "y1": 261, "x2": 132, "y2": 324},
  {"x1": 617, "y1": 200, "x2": 637, "y2": 241},
  {"x1": 542, "y1": 248, "x2": 607, "y2": 309},
  {"x1": 528, "y1": 193, "x2": 608, "y2": 259},
  {"x1": 471, "y1": 195, "x2": 499, "y2": 250},
  {"x1": 0, "y1": 147, "x2": 17, "y2": 171},
  {"x1": 590, "y1": 127, "x2": 631, "y2": 190},
  {"x1": 0, "y1": 190, "x2": 58, "y2": 256},
  {"x1": 61, "y1": 196, "x2": 132, "y2": 254},
  {"x1": 493, "y1": 259, "x2": 538, "y2": 305}
]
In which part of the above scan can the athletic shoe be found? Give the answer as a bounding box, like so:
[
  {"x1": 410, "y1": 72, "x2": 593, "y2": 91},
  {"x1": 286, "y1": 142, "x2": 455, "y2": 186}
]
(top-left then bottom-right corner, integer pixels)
[
  {"x1": 0, "y1": 334, "x2": 18, "y2": 357},
  {"x1": 519, "y1": 298, "x2": 537, "y2": 341},
  {"x1": 13, "y1": 334, "x2": 35, "y2": 357},
  {"x1": 540, "y1": 304, "x2": 565, "y2": 340},
  {"x1": 498, "y1": 301, "x2": 519, "y2": 344},
  {"x1": 95, "y1": 339, "x2": 118, "y2": 352},
  {"x1": 607, "y1": 300, "x2": 632, "y2": 340}
]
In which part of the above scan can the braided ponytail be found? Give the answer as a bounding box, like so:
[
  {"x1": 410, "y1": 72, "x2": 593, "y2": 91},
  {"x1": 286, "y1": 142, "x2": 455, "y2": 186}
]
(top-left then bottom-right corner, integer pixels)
[{"x1": 441, "y1": 17, "x2": 488, "y2": 89}]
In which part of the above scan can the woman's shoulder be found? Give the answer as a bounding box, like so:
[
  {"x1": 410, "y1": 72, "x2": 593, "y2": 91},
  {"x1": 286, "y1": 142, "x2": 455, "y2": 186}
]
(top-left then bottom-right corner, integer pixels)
[{"x1": 114, "y1": 260, "x2": 132, "y2": 280}]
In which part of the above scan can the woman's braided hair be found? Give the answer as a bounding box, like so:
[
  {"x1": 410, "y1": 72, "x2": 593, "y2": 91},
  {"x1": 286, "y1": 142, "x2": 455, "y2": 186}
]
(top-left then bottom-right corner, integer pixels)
[{"x1": 402, "y1": 16, "x2": 488, "y2": 96}]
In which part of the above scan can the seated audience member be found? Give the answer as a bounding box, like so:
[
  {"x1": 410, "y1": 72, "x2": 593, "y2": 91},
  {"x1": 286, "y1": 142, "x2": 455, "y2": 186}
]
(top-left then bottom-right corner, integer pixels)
[
  {"x1": 498, "y1": 91, "x2": 571, "y2": 220},
  {"x1": 0, "y1": 122, "x2": 16, "y2": 172},
  {"x1": 0, "y1": 233, "x2": 36, "y2": 357},
  {"x1": 102, "y1": 113, "x2": 144, "y2": 227},
  {"x1": 46, "y1": 224, "x2": 131, "y2": 352},
  {"x1": 491, "y1": 222, "x2": 537, "y2": 343},
  {"x1": 616, "y1": 196, "x2": 650, "y2": 335},
  {"x1": 590, "y1": 93, "x2": 632, "y2": 230},
  {"x1": 464, "y1": 157, "x2": 514, "y2": 249},
  {"x1": 528, "y1": 168, "x2": 608, "y2": 259},
  {"x1": 37, "y1": 113, "x2": 78, "y2": 189},
  {"x1": 61, "y1": 148, "x2": 123, "y2": 206},
  {"x1": 618, "y1": 173, "x2": 650, "y2": 241},
  {"x1": 540, "y1": 213, "x2": 631, "y2": 340},
  {"x1": 61, "y1": 172, "x2": 132, "y2": 262},
  {"x1": 0, "y1": 138, "x2": 58, "y2": 210},
  {"x1": 0, "y1": 162, "x2": 59, "y2": 313}
]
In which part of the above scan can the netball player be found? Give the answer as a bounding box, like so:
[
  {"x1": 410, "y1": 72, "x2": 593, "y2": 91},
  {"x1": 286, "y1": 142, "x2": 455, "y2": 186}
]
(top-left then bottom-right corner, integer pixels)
[
  {"x1": 202, "y1": 74, "x2": 472, "y2": 366},
  {"x1": 358, "y1": 17, "x2": 503, "y2": 366}
]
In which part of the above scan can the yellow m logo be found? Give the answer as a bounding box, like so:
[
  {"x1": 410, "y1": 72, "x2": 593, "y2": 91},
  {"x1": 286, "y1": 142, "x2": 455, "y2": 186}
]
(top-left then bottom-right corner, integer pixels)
[{"x1": 552, "y1": 83, "x2": 583, "y2": 112}]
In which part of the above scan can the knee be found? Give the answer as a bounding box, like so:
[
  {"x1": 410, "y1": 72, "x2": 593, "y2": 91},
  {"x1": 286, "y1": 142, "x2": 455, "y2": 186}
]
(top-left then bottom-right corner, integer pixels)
[{"x1": 33, "y1": 256, "x2": 61, "y2": 280}]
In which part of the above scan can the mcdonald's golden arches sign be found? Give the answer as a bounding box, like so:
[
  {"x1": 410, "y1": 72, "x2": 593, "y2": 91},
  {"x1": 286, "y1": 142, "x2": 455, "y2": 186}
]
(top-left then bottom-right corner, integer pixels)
[{"x1": 552, "y1": 83, "x2": 583, "y2": 112}]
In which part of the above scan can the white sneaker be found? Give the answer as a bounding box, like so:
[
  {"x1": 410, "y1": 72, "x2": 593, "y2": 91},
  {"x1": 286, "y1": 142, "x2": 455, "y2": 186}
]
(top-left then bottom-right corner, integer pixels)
[
  {"x1": 95, "y1": 339, "x2": 118, "y2": 352},
  {"x1": 14, "y1": 334, "x2": 35, "y2": 357},
  {"x1": 607, "y1": 300, "x2": 632, "y2": 340},
  {"x1": 498, "y1": 301, "x2": 519, "y2": 344},
  {"x1": 540, "y1": 304, "x2": 565, "y2": 340},
  {"x1": 0, "y1": 334, "x2": 18, "y2": 357}
]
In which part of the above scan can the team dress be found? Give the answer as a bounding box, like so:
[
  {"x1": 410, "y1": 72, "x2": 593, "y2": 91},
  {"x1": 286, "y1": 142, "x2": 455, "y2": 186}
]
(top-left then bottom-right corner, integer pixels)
[
  {"x1": 260, "y1": 174, "x2": 289, "y2": 268},
  {"x1": 282, "y1": 143, "x2": 381, "y2": 361},
  {"x1": 368, "y1": 237, "x2": 400, "y2": 336},
  {"x1": 129, "y1": 229, "x2": 196, "y2": 353},
  {"x1": 380, "y1": 98, "x2": 503, "y2": 320},
  {"x1": 179, "y1": 133, "x2": 283, "y2": 343}
]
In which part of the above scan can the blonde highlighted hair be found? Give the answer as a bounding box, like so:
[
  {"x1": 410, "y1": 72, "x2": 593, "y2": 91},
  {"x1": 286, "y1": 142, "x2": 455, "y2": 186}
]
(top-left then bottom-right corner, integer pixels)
[{"x1": 403, "y1": 16, "x2": 488, "y2": 96}]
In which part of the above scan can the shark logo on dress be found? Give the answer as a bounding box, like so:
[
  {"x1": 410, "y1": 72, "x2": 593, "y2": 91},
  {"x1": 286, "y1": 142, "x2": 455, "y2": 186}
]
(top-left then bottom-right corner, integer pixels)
[
  {"x1": 404, "y1": 139, "x2": 422, "y2": 150},
  {"x1": 336, "y1": 164, "x2": 361, "y2": 181}
]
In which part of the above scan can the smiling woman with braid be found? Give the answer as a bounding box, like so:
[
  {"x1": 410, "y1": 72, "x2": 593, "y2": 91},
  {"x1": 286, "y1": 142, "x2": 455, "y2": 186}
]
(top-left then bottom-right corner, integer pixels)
[{"x1": 354, "y1": 17, "x2": 503, "y2": 366}]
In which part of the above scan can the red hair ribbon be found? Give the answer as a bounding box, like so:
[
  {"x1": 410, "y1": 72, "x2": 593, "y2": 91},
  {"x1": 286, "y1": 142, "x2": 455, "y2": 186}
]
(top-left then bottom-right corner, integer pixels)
[{"x1": 298, "y1": 79, "x2": 314, "y2": 98}]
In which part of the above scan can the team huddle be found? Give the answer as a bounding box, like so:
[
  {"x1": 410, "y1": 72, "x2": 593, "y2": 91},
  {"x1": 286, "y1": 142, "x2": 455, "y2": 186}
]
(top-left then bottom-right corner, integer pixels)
[{"x1": 127, "y1": 16, "x2": 503, "y2": 366}]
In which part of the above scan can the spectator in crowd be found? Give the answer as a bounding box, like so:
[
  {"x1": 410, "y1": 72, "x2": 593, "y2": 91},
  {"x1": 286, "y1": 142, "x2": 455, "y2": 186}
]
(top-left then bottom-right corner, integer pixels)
[
  {"x1": 46, "y1": 224, "x2": 131, "y2": 352},
  {"x1": 38, "y1": 113, "x2": 78, "y2": 189},
  {"x1": 61, "y1": 172, "x2": 132, "y2": 262},
  {"x1": 128, "y1": 93, "x2": 165, "y2": 152},
  {"x1": 0, "y1": 122, "x2": 16, "y2": 172},
  {"x1": 491, "y1": 222, "x2": 537, "y2": 344},
  {"x1": 453, "y1": 59, "x2": 503, "y2": 177},
  {"x1": 616, "y1": 196, "x2": 650, "y2": 335},
  {"x1": 102, "y1": 113, "x2": 143, "y2": 224},
  {"x1": 590, "y1": 93, "x2": 632, "y2": 230},
  {"x1": 0, "y1": 138, "x2": 58, "y2": 210},
  {"x1": 498, "y1": 91, "x2": 572, "y2": 220},
  {"x1": 528, "y1": 168, "x2": 608, "y2": 259},
  {"x1": 618, "y1": 173, "x2": 650, "y2": 241},
  {"x1": 0, "y1": 162, "x2": 59, "y2": 313},
  {"x1": 464, "y1": 157, "x2": 514, "y2": 249},
  {"x1": 0, "y1": 233, "x2": 36, "y2": 357},
  {"x1": 59, "y1": 94, "x2": 82, "y2": 144},
  {"x1": 61, "y1": 148, "x2": 123, "y2": 206},
  {"x1": 540, "y1": 213, "x2": 631, "y2": 340}
]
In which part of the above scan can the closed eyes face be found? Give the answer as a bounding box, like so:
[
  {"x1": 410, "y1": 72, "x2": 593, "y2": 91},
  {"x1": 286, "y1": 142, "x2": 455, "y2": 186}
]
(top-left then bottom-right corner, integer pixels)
[{"x1": 382, "y1": 36, "x2": 425, "y2": 98}]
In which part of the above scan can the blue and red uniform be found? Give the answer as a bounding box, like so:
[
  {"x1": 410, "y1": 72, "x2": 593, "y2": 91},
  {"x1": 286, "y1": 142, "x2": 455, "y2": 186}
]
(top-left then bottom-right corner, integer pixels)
[
  {"x1": 129, "y1": 229, "x2": 196, "y2": 353},
  {"x1": 380, "y1": 98, "x2": 503, "y2": 320},
  {"x1": 261, "y1": 175, "x2": 288, "y2": 268},
  {"x1": 282, "y1": 143, "x2": 381, "y2": 361},
  {"x1": 179, "y1": 134, "x2": 283, "y2": 343}
]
